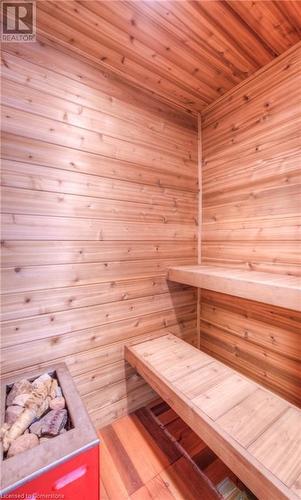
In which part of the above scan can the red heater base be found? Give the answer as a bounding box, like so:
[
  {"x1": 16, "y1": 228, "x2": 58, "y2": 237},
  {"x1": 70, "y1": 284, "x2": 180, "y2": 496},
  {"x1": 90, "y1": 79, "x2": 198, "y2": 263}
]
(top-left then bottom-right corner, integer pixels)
[
  {"x1": 1, "y1": 364, "x2": 100, "y2": 499},
  {"x1": 10, "y1": 445, "x2": 99, "y2": 500}
]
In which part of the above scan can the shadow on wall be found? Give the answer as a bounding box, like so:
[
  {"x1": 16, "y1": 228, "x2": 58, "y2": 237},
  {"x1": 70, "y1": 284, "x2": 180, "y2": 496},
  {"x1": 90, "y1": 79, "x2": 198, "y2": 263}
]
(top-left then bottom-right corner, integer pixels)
[{"x1": 166, "y1": 279, "x2": 198, "y2": 347}]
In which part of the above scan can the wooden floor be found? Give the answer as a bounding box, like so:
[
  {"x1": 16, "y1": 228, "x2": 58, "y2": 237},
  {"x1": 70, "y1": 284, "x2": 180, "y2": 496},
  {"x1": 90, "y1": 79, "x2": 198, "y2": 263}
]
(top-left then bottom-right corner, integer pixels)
[
  {"x1": 99, "y1": 399, "x2": 255, "y2": 499},
  {"x1": 125, "y1": 334, "x2": 301, "y2": 499}
]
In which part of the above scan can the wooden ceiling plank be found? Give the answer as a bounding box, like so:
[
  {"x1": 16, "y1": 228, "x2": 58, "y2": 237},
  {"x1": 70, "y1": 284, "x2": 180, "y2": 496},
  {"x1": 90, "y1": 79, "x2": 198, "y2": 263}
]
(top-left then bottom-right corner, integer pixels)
[
  {"x1": 30, "y1": 0, "x2": 301, "y2": 115},
  {"x1": 177, "y1": 0, "x2": 264, "y2": 70},
  {"x1": 84, "y1": 0, "x2": 238, "y2": 94},
  {"x1": 142, "y1": 0, "x2": 258, "y2": 75},
  {"x1": 190, "y1": 1, "x2": 273, "y2": 67},
  {"x1": 263, "y1": 1, "x2": 301, "y2": 45},
  {"x1": 36, "y1": 3, "x2": 209, "y2": 112},
  {"x1": 134, "y1": 1, "x2": 251, "y2": 89},
  {"x1": 52, "y1": 0, "x2": 217, "y2": 102},
  {"x1": 225, "y1": 1, "x2": 280, "y2": 56},
  {"x1": 118, "y1": 0, "x2": 242, "y2": 88},
  {"x1": 278, "y1": 1, "x2": 301, "y2": 37},
  {"x1": 227, "y1": 1, "x2": 301, "y2": 55}
]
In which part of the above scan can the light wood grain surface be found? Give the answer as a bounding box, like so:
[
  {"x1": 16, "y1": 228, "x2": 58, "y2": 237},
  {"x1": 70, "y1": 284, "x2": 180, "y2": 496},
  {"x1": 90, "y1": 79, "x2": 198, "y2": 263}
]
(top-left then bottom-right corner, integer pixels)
[
  {"x1": 1, "y1": 1, "x2": 300, "y2": 431},
  {"x1": 126, "y1": 333, "x2": 301, "y2": 500},
  {"x1": 168, "y1": 265, "x2": 301, "y2": 311},
  {"x1": 35, "y1": 1, "x2": 301, "y2": 113},
  {"x1": 0, "y1": 37, "x2": 198, "y2": 428},
  {"x1": 200, "y1": 42, "x2": 301, "y2": 405},
  {"x1": 99, "y1": 399, "x2": 240, "y2": 499}
]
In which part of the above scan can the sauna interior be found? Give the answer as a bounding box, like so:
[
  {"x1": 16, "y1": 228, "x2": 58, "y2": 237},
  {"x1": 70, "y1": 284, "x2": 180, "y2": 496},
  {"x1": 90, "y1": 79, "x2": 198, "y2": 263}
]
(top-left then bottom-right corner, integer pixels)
[{"x1": 1, "y1": 1, "x2": 301, "y2": 499}]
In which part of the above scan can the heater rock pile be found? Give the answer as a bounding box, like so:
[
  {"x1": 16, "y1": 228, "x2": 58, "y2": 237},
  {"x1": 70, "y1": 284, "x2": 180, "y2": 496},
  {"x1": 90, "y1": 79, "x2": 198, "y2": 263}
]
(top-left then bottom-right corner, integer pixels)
[{"x1": 0, "y1": 373, "x2": 68, "y2": 458}]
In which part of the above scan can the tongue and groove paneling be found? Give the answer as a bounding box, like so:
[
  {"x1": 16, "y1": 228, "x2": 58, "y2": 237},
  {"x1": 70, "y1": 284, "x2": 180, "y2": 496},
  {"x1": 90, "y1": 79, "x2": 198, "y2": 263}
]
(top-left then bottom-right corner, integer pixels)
[
  {"x1": 0, "y1": 39, "x2": 198, "y2": 427},
  {"x1": 200, "y1": 44, "x2": 301, "y2": 406}
]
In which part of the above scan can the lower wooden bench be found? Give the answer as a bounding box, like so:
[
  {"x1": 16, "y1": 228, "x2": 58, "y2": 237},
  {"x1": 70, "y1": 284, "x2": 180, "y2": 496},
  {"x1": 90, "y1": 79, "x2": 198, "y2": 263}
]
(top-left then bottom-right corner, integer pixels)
[{"x1": 125, "y1": 333, "x2": 301, "y2": 500}]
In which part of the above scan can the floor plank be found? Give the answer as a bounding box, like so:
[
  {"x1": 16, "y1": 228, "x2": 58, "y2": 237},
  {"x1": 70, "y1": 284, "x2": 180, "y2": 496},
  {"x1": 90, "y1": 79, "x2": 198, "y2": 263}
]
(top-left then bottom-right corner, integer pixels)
[
  {"x1": 193, "y1": 447, "x2": 217, "y2": 470},
  {"x1": 204, "y1": 459, "x2": 237, "y2": 487},
  {"x1": 165, "y1": 418, "x2": 205, "y2": 457},
  {"x1": 113, "y1": 413, "x2": 170, "y2": 483},
  {"x1": 99, "y1": 437, "x2": 129, "y2": 499},
  {"x1": 99, "y1": 399, "x2": 255, "y2": 499},
  {"x1": 143, "y1": 474, "x2": 176, "y2": 499},
  {"x1": 130, "y1": 484, "x2": 153, "y2": 500},
  {"x1": 100, "y1": 479, "x2": 110, "y2": 500},
  {"x1": 160, "y1": 456, "x2": 219, "y2": 500},
  {"x1": 135, "y1": 408, "x2": 182, "y2": 464},
  {"x1": 100, "y1": 425, "x2": 143, "y2": 496}
]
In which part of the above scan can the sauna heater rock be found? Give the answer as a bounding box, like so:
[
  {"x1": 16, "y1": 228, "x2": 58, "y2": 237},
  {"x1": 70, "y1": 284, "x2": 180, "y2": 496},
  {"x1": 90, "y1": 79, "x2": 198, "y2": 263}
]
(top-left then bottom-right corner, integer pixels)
[{"x1": 0, "y1": 363, "x2": 99, "y2": 499}]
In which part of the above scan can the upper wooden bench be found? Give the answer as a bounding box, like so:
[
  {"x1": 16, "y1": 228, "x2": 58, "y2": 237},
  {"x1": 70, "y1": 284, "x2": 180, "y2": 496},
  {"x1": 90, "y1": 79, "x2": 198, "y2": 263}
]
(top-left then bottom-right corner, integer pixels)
[
  {"x1": 125, "y1": 333, "x2": 301, "y2": 500},
  {"x1": 168, "y1": 265, "x2": 301, "y2": 311}
]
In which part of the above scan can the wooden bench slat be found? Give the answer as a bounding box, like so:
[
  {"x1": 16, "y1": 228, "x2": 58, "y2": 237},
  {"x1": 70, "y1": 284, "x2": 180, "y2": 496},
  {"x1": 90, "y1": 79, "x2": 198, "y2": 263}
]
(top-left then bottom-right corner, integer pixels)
[
  {"x1": 248, "y1": 408, "x2": 301, "y2": 488},
  {"x1": 125, "y1": 333, "x2": 301, "y2": 499},
  {"x1": 168, "y1": 265, "x2": 301, "y2": 311},
  {"x1": 216, "y1": 388, "x2": 288, "y2": 448}
]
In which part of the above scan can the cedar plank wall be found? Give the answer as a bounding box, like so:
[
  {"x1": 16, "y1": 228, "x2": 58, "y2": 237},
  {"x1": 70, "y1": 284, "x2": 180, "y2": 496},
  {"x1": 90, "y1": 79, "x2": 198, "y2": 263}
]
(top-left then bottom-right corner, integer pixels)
[
  {"x1": 200, "y1": 44, "x2": 301, "y2": 407},
  {"x1": 0, "y1": 39, "x2": 198, "y2": 427}
]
